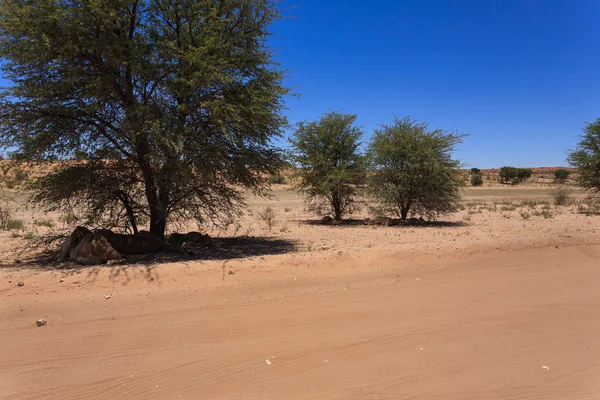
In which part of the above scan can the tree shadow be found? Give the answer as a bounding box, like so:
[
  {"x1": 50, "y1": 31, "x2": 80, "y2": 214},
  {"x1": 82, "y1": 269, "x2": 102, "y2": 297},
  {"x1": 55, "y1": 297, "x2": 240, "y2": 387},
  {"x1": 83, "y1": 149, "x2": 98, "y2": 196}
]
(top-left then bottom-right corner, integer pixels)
[
  {"x1": 1, "y1": 236, "x2": 298, "y2": 271},
  {"x1": 298, "y1": 218, "x2": 466, "y2": 228}
]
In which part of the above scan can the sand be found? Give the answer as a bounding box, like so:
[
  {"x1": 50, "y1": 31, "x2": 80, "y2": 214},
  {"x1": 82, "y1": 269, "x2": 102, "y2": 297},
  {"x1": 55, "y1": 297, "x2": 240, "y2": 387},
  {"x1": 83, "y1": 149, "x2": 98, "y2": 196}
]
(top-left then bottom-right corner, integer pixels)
[{"x1": 1, "y1": 186, "x2": 600, "y2": 399}]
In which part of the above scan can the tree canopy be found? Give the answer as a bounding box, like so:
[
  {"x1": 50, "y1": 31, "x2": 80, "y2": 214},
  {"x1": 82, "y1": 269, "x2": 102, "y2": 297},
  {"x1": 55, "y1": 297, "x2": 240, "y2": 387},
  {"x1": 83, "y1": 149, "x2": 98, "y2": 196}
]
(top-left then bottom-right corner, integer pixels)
[
  {"x1": 498, "y1": 166, "x2": 532, "y2": 184},
  {"x1": 0, "y1": 0, "x2": 288, "y2": 239},
  {"x1": 568, "y1": 118, "x2": 600, "y2": 194},
  {"x1": 367, "y1": 117, "x2": 465, "y2": 220},
  {"x1": 290, "y1": 111, "x2": 366, "y2": 221}
]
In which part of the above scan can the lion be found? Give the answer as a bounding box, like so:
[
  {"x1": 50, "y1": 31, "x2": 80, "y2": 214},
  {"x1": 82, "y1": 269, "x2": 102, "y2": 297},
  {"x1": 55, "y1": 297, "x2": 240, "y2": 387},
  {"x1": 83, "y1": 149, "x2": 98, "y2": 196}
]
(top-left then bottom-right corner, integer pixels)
[
  {"x1": 94, "y1": 229, "x2": 164, "y2": 255},
  {"x1": 58, "y1": 226, "x2": 93, "y2": 261},
  {"x1": 70, "y1": 233, "x2": 122, "y2": 265},
  {"x1": 58, "y1": 227, "x2": 121, "y2": 265}
]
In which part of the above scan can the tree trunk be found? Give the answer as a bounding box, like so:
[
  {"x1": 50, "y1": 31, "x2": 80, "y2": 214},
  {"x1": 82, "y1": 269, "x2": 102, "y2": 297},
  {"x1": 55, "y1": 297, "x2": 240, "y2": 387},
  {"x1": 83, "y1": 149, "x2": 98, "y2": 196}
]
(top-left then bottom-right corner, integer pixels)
[
  {"x1": 135, "y1": 136, "x2": 167, "y2": 240},
  {"x1": 400, "y1": 207, "x2": 409, "y2": 220}
]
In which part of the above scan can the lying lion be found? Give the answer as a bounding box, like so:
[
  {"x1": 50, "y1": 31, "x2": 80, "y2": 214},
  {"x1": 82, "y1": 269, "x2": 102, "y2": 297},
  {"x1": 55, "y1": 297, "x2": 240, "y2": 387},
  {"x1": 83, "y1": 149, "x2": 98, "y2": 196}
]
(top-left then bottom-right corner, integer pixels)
[
  {"x1": 58, "y1": 226, "x2": 121, "y2": 265},
  {"x1": 95, "y1": 229, "x2": 164, "y2": 254}
]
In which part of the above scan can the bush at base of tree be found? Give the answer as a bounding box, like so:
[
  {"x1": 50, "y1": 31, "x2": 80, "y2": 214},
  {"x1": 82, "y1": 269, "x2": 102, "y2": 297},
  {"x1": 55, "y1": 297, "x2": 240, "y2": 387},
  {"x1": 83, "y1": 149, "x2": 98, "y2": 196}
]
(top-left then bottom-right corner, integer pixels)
[
  {"x1": 290, "y1": 111, "x2": 366, "y2": 221},
  {"x1": 367, "y1": 116, "x2": 466, "y2": 220},
  {"x1": 471, "y1": 174, "x2": 483, "y2": 186}
]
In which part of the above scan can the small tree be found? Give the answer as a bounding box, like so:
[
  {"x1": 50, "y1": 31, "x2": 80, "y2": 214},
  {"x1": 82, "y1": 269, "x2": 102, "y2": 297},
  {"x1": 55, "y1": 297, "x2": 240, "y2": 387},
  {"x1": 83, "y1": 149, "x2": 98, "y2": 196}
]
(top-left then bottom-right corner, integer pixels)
[
  {"x1": 499, "y1": 166, "x2": 532, "y2": 184},
  {"x1": 290, "y1": 111, "x2": 366, "y2": 221},
  {"x1": 470, "y1": 167, "x2": 481, "y2": 175},
  {"x1": 553, "y1": 169, "x2": 571, "y2": 183},
  {"x1": 568, "y1": 118, "x2": 600, "y2": 195},
  {"x1": 471, "y1": 174, "x2": 483, "y2": 186},
  {"x1": 368, "y1": 117, "x2": 466, "y2": 220}
]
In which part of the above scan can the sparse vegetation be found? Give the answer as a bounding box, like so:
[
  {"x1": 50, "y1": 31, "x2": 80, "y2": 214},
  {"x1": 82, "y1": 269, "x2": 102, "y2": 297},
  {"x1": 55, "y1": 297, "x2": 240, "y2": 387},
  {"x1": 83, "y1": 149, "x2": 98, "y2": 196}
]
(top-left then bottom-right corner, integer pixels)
[
  {"x1": 470, "y1": 174, "x2": 483, "y2": 186},
  {"x1": 519, "y1": 210, "x2": 531, "y2": 219},
  {"x1": 551, "y1": 188, "x2": 571, "y2": 206},
  {"x1": 33, "y1": 219, "x2": 55, "y2": 228},
  {"x1": 554, "y1": 169, "x2": 571, "y2": 183},
  {"x1": 258, "y1": 206, "x2": 276, "y2": 230}
]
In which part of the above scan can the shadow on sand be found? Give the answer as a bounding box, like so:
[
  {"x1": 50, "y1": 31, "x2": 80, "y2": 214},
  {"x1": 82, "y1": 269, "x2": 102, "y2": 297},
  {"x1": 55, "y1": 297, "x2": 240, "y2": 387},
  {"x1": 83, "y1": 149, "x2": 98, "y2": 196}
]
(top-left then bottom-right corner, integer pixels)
[
  {"x1": 3, "y1": 236, "x2": 298, "y2": 271},
  {"x1": 299, "y1": 218, "x2": 466, "y2": 228}
]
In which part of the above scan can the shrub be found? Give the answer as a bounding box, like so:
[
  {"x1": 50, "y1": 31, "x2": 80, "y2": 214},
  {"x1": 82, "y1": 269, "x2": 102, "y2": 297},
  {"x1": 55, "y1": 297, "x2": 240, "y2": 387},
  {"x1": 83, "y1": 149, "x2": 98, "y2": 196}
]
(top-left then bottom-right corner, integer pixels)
[
  {"x1": 519, "y1": 210, "x2": 531, "y2": 219},
  {"x1": 470, "y1": 167, "x2": 481, "y2": 175},
  {"x1": 470, "y1": 174, "x2": 483, "y2": 186},
  {"x1": 33, "y1": 219, "x2": 55, "y2": 228},
  {"x1": 23, "y1": 232, "x2": 35, "y2": 240},
  {"x1": 258, "y1": 206, "x2": 276, "y2": 230},
  {"x1": 553, "y1": 169, "x2": 571, "y2": 183},
  {"x1": 4, "y1": 219, "x2": 25, "y2": 231},
  {"x1": 551, "y1": 188, "x2": 571, "y2": 206}
]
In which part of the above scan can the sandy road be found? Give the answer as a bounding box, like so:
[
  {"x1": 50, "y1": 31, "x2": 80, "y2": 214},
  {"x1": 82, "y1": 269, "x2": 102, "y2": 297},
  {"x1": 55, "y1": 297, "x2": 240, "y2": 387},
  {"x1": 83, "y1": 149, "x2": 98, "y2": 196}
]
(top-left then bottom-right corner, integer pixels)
[{"x1": 1, "y1": 238, "x2": 600, "y2": 399}]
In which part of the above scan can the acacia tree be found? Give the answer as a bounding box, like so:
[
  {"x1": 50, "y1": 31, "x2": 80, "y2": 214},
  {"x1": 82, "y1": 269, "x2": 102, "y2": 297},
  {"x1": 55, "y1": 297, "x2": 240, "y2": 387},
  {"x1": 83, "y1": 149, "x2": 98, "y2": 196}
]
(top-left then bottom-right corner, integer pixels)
[
  {"x1": 290, "y1": 111, "x2": 366, "y2": 222},
  {"x1": 0, "y1": 0, "x2": 288, "y2": 239},
  {"x1": 568, "y1": 118, "x2": 600, "y2": 195},
  {"x1": 368, "y1": 117, "x2": 465, "y2": 220}
]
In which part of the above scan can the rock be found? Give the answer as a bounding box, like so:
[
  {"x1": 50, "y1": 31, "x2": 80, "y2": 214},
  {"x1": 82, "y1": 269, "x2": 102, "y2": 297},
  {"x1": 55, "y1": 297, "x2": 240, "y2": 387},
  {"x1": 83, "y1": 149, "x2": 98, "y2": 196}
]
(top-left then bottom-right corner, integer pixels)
[
  {"x1": 36, "y1": 319, "x2": 47, "y2": 327},
  {"x1": 104, "y1": 294, "x2": 111, "y2": 300},
  {"x1": 17, "y1": 281, "x2": 24, "y2": 287},
  {"x1": 59, "y1": 278, "x2": 64, "y2": 283}
]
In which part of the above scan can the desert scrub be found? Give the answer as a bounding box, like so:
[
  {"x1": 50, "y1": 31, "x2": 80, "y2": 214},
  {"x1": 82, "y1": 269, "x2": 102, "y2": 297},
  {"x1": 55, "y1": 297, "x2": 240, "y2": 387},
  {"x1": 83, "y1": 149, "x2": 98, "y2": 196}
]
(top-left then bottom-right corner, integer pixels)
[
  {"x1": 258, "y1": 206, "x2": 276, "y2": 230},
  {"x1": 59, "y1": 212, "x2": 79, "y2": 225},
  {"x1": 33, "y1": 219, "x2": 55, "y2": 228},
  {"x1": 519, "y1": 210, "x2": 531, "y2": 220},
  {"x1": 551, "y1": 188, "x2": 571, "y2": 206},
  {"x1": 3, "y1": 218, "x2": 25, "y2": 231}
]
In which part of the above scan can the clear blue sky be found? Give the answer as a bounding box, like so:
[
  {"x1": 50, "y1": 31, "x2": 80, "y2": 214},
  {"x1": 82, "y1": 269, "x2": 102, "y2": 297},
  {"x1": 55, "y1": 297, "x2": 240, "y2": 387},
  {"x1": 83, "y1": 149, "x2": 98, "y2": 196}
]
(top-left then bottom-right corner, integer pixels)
[{"x1": 271, "y1": 0, "x2": 600, "y2": 168}]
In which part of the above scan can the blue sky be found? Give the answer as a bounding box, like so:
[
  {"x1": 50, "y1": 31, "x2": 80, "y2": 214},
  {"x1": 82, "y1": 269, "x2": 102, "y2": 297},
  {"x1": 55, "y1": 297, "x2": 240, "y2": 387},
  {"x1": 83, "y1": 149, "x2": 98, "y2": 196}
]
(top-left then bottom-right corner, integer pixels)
[{"x1": 271, "y1": 0, "x2": 600, "y2": 168}]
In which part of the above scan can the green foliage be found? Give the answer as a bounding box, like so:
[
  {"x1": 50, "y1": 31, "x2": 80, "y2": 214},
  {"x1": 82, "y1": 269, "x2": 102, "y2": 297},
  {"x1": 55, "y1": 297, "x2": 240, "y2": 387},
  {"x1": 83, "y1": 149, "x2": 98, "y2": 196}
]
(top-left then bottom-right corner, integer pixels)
[
  {"x1": 4, "y1": 218, "x2": 25, "y2": 231},
  {"x1": 33, "y1": 219, "x2": 55, "y2": 228},
  {"x1": 23, "y1": 232, "x2": 35, "y2": 240},
  {"x1": 568, "y1": 118, "x2": 600, "y2": 194},
  {"x1": 258, "y1": 206, "x2": 276, "y2": 230},
  {"x1": 498, "y1": 166, "x2": 532, "y2": 184},
  {"x1": 470, "y1": 174, "x2": 483, "y2": 186},
  {"x1": 553, "y1": 169, "x2": 571, "y2": 183},
  {"x1": 470, "y1": 167, "x2": 481, "y2": 175},
  {"x1": 0, "y1": 0, "x2": 288, "y2": 239},
  {"x1": 367, "y1": 117, "x2": 466, "y2": 220},
  {"x1": 290, "y1": 111, "x2": 366, "y2": 221}
]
